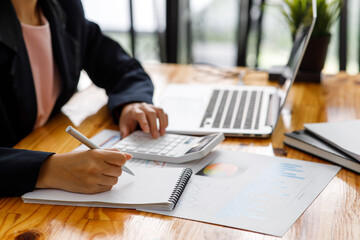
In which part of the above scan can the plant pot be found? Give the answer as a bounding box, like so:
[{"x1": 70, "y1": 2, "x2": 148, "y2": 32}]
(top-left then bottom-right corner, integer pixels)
[
  {"x1": 295, "y1": 36, "x2": 331, "y2": 82},
  {"x1": 300, "y1": 35, "x2": 331, "y2": 71}
]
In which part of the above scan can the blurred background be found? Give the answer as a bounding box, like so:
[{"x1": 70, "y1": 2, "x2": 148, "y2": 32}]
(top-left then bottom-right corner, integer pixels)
[{"x1": 80, "y1": 0, "x2": 359, "y2": 75}]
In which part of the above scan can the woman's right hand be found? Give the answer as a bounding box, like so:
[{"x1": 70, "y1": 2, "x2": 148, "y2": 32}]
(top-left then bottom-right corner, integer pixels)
[{"x1": 35, "y1": 149, "x2": 132, "y2": 194}]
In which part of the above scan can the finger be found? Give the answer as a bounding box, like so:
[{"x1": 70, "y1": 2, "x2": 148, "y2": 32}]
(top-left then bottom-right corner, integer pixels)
[
  {"x1": 140, "y1": 104, "x2": 159, "y2": 138},
  {"x1": 95, "y1": 185, "x2": 113, "y2": 193},
  {"x1": 102, "y1": 164, "x2": 123, "y2": 177},
  {"x1": 105, "y1": 148, "x2": 133, "y2": 160},
  {"x1": 119, "y1": 117, "x2": 138, "y2": 138},
  {"x1": 125, "y1": 153, "x2": 132, "y2": 160},
  {"x1": 133, "y1": 109, "x2": 150, "y2": 133},
  {"x1": 99, "y1": 174, "x2": 119, "y2": 186},
  {"x1": 155, "y1": 108, "x2": 167, "y2": 136},
  {"x1": 165, "y1": 113, "x2": 169, "y2": 128},
  {"x1": 91, "y1": 149, "x2": 127, "y2": 166},
  {"x1": 86, "y1": 185, "x2": 112, "y2": 194},
  {"x1": 119, "y1": 123, "x2": 130, "y2": 138}
]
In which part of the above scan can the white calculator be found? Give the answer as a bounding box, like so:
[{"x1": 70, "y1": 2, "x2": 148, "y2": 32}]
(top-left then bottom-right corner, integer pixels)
[{"x1": 113, "y1": 131, "x2": 224, "y2": 163}]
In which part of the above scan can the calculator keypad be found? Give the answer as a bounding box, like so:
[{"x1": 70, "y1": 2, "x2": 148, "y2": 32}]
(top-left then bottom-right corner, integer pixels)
[{"x1": 114, "y1": 131, "x2": 200, "y2": 157}]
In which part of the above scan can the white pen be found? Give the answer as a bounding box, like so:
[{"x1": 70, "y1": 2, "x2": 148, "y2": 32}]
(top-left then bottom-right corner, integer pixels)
[{"x1": 66, "y1": 126, "x2": 135, "y2": 176}]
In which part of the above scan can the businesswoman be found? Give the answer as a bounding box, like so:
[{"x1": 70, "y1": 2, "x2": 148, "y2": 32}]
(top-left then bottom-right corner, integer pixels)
[{"x1": 0, "y1": 0, "x2": 168, "y2": 197}]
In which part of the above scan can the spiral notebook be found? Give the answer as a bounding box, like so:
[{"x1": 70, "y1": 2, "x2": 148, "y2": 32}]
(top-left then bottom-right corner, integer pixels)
[{"x1": 22, "y1": 168, "x2": 192, "y2": 211}]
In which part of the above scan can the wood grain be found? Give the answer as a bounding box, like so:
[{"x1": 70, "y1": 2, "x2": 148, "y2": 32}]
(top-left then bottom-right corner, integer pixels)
[{"x1": 1, "y1": 64, "x2": 360, "y2": 239}]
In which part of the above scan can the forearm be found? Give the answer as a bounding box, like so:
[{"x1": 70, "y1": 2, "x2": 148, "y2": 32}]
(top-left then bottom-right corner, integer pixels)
[
  {"x1": 0, "y1": 147, "x2": 54, "y2": 197},
  {"x1": 80, "y1": 21, "x2": 154, "y2": 122}
]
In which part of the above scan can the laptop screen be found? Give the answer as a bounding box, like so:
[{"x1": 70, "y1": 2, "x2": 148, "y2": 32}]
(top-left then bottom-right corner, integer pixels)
[{"x1": 279, "y1": 0, "x2": 317, "y2": 105}]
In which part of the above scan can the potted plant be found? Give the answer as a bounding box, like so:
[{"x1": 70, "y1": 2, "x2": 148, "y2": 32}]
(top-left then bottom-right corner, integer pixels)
[{"x1": 280, "y1": 0, "x2": 343, "y2": 80}]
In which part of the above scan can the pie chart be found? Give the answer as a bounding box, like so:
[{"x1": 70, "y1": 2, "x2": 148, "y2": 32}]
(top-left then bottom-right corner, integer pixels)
[{"x1": 199, "y1": 163, "x2": 238, "y2": 177}]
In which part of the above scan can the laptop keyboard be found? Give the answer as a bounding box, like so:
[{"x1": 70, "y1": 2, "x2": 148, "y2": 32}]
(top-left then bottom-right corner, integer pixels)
[{"x1": 200, "y1": 89, "x2": 264, "y2": 130}]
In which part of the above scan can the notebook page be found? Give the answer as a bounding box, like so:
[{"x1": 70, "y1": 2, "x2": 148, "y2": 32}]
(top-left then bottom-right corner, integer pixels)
[{"x1": 22, "y1": 168, "x2": 184, "y2": 206}]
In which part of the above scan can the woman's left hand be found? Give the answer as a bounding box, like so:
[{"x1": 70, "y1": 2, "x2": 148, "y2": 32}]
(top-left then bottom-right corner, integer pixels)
[{"x1": 119, "y1": 102, "x2": 168, "y2": 139}]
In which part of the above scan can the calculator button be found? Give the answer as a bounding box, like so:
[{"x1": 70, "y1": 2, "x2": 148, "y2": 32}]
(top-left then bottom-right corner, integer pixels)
[
  {"x1": 160, "y1": 150, "x2": 169, "y2": 155},
  {"x1": 115, "y1": 144, "x2": 126, "y2": 149},
  {"x1": 149, "y1": 149, "x2": 161, "y2": 154},
  {"x1": 124, "y1": 146, "x2": 137, "y2": 151},
  {"x1": 136, "y1": 147, "x2": 149, "y2": 152}
]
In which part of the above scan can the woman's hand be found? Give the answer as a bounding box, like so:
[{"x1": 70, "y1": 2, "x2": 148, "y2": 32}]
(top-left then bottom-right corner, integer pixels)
[
  {"x1": 35, "y1": 149, "x2": 132, "y2": 194},
  {"x1": 119, "y1": 102, "x2": 168, "y2": 139}
]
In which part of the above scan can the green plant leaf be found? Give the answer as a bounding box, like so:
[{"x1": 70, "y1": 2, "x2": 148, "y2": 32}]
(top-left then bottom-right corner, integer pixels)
[{"x1": 278, "y1": 0, "x2": 343, "y2": 38}]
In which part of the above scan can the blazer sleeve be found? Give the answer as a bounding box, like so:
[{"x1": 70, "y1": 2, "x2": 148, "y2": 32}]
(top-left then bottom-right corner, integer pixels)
[
  {"x1": 0, "y1": 147, "x2": 54, "y2": 197},
  {"x1": 80, "y1": 19, "x2": 154, "y2": 123}
]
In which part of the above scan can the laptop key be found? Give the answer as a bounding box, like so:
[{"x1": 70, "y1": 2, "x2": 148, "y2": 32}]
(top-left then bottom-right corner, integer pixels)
[
  {"x1": 200, "y1": 90, "x2": 220, "y2": 128},
  {"x1": 212, "y1": 90, "x2": 229, "y2": 128},
  {"x1": 244, "y1": 91, "x2": 258, "y2": 129},
  {"x1": 254, "y1": 92, "x2": 264, "y2": 129},
  {"x1": 233, "y1": 91, "x2": 248, "y2": 129},
  {"x1": 222, "y1": 91, "x2": 238, "y2": 128}
]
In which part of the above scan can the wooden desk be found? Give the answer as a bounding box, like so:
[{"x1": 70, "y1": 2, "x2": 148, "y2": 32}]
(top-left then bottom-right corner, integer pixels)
[{"x1": 1, "y1": 64, "x2": 360, "y2": 239}]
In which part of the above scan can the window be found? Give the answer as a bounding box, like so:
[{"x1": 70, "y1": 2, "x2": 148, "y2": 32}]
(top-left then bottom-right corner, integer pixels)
[{"x1": 81, "y1": 0, "x2": 165, "y2": 62}]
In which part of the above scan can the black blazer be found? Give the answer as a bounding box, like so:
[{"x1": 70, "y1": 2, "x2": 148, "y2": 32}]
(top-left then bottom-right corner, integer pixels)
[{"x1": 0, "y1": 0, "x2": 154, "y2": 197}]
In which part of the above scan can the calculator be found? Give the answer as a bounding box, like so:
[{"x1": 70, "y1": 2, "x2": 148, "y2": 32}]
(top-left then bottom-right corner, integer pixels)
[{"x1": 113, "y1": 131, "x2": 224, "y2": 163}]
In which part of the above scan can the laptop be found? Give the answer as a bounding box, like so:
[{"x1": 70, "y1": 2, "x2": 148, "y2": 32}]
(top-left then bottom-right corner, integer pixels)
[{"x1": 160, "y1": 1, "x2": 317, "y2": 137}]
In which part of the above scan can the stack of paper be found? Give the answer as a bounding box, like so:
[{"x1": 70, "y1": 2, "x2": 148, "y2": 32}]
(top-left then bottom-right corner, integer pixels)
[{"x1": 284, "y1": 120, "x2": 360, "y2": 173}]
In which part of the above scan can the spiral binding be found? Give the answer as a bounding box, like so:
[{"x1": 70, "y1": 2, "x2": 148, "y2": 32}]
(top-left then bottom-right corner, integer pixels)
[{"x1": 168, "y1": 168, "x2": 193, "y2": 208}]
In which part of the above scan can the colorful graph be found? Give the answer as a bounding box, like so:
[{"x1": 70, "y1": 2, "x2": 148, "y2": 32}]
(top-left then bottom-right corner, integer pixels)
[
  {"x1": 100, "y1": 135, "x2": 121, "y2": 148},
  {"x1": 198, "y1": 163, "x2": 238, "y2": 177}
]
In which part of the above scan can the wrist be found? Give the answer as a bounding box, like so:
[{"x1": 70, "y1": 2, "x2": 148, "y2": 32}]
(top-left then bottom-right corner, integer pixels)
[{"x1": 35, "y1": 154, "x2": 58, "y2": 189}]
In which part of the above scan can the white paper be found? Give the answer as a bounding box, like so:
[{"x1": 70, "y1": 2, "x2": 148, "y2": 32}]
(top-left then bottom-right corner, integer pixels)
[
  {"x1": 143, "y1": 150, "x2": 340, "y2": 237},
  {"x1": 69, "y1": 129, "x2": 340, "y2": 237}
]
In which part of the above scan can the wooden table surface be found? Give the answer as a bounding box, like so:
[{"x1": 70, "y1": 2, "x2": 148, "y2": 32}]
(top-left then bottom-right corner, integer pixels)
[{"x1": 1, "y1": 64, "x2": 360, "y2": 239}]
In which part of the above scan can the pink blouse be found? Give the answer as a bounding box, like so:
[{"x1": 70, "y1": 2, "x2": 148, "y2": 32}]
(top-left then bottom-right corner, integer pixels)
[{"x1": 21, "y1": 14, "x2": 61, "y2": 129}]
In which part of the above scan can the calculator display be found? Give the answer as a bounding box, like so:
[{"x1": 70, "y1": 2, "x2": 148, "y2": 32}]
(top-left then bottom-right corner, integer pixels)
[{"x1": 185, "y1": 134, "x2": 218, "y2": 154}]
